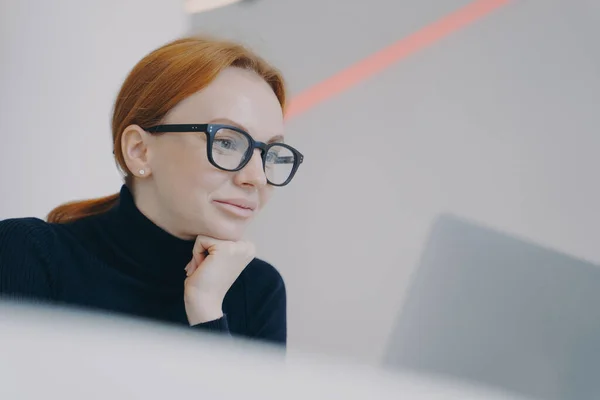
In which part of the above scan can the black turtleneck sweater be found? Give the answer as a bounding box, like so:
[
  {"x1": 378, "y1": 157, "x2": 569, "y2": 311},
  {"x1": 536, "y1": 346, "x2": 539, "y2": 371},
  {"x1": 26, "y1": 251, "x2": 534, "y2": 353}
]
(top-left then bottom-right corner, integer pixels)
[{"x1": 0, "y1": 186, "x2": 286, "y2": 345}]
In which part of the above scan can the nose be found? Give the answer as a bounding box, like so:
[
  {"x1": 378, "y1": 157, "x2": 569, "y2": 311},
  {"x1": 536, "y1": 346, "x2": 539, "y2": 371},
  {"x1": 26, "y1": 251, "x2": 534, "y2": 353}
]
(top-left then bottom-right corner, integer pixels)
[{"x1": 234, "y1": 149, "x2": 267, "y2": 187}]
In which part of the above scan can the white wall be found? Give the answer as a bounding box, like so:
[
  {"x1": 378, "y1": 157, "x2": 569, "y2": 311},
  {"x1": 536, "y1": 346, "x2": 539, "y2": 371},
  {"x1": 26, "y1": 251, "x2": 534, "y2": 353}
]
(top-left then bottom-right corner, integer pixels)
[
  {"x1": 189, "y1": 0, "x2": 600, "y2": 365},
  {"x1": 0, "y1": 0, "x2": 188, "y2": 219}
]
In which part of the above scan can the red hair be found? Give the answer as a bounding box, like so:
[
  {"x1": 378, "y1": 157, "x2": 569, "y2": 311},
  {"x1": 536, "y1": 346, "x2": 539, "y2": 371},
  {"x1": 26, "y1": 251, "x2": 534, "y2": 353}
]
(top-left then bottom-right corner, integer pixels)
[{"x1": 47, "y1": 36, "x2": 287, "y2": 224}]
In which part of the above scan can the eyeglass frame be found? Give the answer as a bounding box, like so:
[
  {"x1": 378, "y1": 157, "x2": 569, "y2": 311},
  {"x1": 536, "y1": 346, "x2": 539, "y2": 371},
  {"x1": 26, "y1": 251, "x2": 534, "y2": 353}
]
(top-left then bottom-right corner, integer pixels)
[{"x1": 143, "y1": 123, "x2": 304, "y2": 187}]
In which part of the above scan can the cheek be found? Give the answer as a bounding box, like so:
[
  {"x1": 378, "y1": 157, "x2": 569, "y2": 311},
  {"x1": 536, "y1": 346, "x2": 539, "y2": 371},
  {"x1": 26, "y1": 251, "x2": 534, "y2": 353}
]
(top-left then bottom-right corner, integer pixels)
[
  {"x1": 259, "y1": 187, "x2": 275, "y2": 210},
  {"x1": 152, "y1": 143, "x2": 227, "y2": 194},
  {"x1": 182, "y1": 151, "x2": 230, "y2": 194}
]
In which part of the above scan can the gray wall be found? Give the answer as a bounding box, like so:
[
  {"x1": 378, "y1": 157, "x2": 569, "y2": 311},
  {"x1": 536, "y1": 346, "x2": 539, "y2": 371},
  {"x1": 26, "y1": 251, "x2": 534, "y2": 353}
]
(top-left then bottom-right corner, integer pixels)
[{"x1": 191, "y1": 0, "x2": 600, "y2": 364}]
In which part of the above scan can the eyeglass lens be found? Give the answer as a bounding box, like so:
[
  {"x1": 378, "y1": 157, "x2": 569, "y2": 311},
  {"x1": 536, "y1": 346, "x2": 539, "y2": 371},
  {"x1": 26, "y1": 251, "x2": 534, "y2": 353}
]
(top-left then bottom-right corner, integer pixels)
[{"x1": 211, "y1": 127, "x2": 296, "y2": 185}]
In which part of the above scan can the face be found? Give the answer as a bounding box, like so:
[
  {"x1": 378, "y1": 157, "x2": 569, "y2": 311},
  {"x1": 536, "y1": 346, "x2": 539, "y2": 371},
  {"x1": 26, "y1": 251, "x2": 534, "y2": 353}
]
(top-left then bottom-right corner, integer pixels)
[{"x1": 123, "y1": 67, "x2": 285, "y2": 241}]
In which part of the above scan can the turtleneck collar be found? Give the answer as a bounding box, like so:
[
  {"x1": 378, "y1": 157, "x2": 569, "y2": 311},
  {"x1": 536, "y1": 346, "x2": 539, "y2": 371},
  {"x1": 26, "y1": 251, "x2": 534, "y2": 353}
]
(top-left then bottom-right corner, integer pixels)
[{"x1": 101, "y1": 185, "x2": 194, "y2": 289}]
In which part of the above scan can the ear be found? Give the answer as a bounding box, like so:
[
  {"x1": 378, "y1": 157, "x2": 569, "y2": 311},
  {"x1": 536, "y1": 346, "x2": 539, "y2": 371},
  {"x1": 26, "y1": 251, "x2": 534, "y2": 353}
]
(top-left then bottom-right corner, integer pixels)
[{"x1": 121, "y1": 124, "x2": 152, "y2": 178}]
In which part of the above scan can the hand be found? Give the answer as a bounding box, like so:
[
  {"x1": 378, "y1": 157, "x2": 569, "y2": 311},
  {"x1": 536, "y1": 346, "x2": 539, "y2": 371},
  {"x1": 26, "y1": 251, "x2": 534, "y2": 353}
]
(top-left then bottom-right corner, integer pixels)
[{"x1": 183, "y1": 235, "x2": 256, "y2": 325}]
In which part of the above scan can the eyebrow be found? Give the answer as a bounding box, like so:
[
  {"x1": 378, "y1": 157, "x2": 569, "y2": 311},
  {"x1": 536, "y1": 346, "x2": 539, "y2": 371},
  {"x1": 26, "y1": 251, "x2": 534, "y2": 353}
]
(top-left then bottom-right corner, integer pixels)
[
  {"x1": 268, "y1": 134, "x2": 285, "y2": 144},
  {"x1": 210, "y1": 118, "x2": 285, "y2": 144}
]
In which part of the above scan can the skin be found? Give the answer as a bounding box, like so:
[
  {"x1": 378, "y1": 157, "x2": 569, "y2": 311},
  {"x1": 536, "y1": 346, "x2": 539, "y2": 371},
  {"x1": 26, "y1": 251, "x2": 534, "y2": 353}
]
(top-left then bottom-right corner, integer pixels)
[{"x1": 120, "y1": 67, "x2": 285, "y2": 324}]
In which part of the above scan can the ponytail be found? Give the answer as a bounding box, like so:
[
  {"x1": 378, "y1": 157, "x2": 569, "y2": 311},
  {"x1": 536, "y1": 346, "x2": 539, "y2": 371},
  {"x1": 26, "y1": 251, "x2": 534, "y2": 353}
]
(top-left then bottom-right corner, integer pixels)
[{"x1": 47, "y1": 193, "x2": 120, "y2": 224}]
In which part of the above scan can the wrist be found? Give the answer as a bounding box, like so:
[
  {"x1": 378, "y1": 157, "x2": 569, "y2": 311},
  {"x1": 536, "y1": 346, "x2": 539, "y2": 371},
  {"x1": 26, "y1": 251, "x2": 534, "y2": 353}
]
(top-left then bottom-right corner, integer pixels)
[{"x1": 184, "y1": 292, "x2": 224, "y2": 326}]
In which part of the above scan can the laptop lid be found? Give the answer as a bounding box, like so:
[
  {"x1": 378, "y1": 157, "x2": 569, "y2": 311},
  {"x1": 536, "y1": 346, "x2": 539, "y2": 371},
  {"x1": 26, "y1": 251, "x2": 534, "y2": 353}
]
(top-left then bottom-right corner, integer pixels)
[{"x1": 384, "y1": 214, "x2": 600, "y2": 400}]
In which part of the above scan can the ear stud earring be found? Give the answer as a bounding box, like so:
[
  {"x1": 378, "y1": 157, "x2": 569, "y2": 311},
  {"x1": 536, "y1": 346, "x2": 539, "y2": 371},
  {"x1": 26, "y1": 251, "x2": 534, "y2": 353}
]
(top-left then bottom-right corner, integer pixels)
[{"x1": 139, "y1": 169, "x2": 145, "y2": 175}]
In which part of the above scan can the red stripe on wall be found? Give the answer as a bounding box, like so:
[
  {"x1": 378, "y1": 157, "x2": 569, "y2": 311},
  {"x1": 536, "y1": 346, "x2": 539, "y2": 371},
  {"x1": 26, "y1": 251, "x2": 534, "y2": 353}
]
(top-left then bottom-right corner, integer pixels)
[{"x1": 285, "y1": 0, "x2": 512, "y2": 120}]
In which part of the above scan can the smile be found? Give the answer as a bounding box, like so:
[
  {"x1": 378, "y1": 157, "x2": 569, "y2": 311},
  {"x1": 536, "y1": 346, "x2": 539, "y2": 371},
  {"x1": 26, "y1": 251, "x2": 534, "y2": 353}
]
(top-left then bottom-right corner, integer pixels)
[{"x1": 213, "y1": 200, "x2": 256, "y2": 218}]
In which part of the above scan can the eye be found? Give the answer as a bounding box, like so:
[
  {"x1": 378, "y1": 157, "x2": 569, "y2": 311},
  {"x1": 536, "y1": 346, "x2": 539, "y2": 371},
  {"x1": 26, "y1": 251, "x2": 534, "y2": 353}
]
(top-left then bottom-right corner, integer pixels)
[
  {"x1": 214, "y1": 138, "x2": 236, "y2": 150},
  {"x1": 265, "y1": 151, "x2": 278, "y2": 163}
]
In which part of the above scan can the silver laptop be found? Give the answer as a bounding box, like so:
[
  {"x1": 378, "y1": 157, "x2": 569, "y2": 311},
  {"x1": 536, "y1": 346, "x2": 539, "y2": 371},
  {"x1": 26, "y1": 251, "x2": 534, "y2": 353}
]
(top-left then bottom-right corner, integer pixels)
[{"x1": 384, "y1": 214, "x2": 600, "y2": 400}]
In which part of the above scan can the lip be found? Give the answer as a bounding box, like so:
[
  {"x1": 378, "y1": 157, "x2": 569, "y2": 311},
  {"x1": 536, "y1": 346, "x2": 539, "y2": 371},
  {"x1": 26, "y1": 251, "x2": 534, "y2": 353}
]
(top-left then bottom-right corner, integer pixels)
[{"x1": 213, "y1": 199, "x2": 258, "y2": 218}]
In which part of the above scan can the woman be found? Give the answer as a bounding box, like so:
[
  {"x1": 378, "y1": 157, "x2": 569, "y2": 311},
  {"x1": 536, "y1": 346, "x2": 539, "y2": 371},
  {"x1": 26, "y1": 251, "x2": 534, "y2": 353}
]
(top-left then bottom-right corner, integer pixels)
[{"x1": 0, "y1": 36, "x2": 303, "y2": 346}]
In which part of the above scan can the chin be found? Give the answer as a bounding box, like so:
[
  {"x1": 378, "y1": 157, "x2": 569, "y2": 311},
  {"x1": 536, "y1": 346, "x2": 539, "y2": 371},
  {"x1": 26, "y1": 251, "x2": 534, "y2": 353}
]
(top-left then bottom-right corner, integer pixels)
[{"x1": 206, "y1": 220, "x2": 248, "y2": 241}]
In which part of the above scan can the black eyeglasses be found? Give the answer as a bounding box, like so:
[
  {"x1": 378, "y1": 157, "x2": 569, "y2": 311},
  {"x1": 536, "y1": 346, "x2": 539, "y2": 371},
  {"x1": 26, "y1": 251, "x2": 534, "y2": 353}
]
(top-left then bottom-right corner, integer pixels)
[{"x1": 144, "y1": 124, "x2": 304, "y2": 187}]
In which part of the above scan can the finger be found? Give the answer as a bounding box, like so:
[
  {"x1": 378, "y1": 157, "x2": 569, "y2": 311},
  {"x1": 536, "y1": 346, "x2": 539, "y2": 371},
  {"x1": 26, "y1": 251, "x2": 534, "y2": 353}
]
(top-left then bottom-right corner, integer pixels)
[
  {"x1": 192, "y1": 235, "x2": 222, "y2": 256},
  {"x1": 232, "y1": 241, "x2": 256, "y2": 260},
  {"x1": 185, "y1": 257, "x2": 197, "y2": 277},
  {"x1": 243, "y1": 241, "x2": 256, "y2": 257},
  {"x1": 188, "y1": 236, "x2": 221, "y2": 277},
  {"x1": 193, "y1": 250, "x2": 205, "y2": 266}
]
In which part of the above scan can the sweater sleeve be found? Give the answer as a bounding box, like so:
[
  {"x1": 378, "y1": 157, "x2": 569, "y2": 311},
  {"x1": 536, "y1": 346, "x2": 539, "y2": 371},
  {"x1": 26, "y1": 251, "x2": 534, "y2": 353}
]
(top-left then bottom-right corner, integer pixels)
[
  {"x1": 0, "y1": 218, "x2": 56, "y2": 301},
  {"x1": 242, "y1": 259, "x2": 287, "y2": 346},
  {"x1": 192, "y1": 314, "x2": 230, "y2": 333}
]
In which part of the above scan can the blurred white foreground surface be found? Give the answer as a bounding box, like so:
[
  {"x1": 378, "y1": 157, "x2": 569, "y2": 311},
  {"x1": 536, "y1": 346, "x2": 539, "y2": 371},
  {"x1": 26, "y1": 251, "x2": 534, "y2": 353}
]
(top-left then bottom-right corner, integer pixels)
[{"x1": 0, "y1": 302, "x2": 527, "y2": 400}]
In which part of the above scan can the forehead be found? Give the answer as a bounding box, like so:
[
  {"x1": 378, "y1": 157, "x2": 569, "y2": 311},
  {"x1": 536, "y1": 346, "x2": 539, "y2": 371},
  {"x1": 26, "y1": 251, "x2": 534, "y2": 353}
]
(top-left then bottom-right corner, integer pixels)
[{"x1": 164, "y1": 67, "x2": 284, "y2": 141}]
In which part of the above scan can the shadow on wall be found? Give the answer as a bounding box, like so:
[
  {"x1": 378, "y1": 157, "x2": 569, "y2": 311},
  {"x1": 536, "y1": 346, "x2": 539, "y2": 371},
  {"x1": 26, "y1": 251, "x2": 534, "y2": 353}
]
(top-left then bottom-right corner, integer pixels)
[{"x1": 383, "y1": 213, "x2": 600, "y2": 400}]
